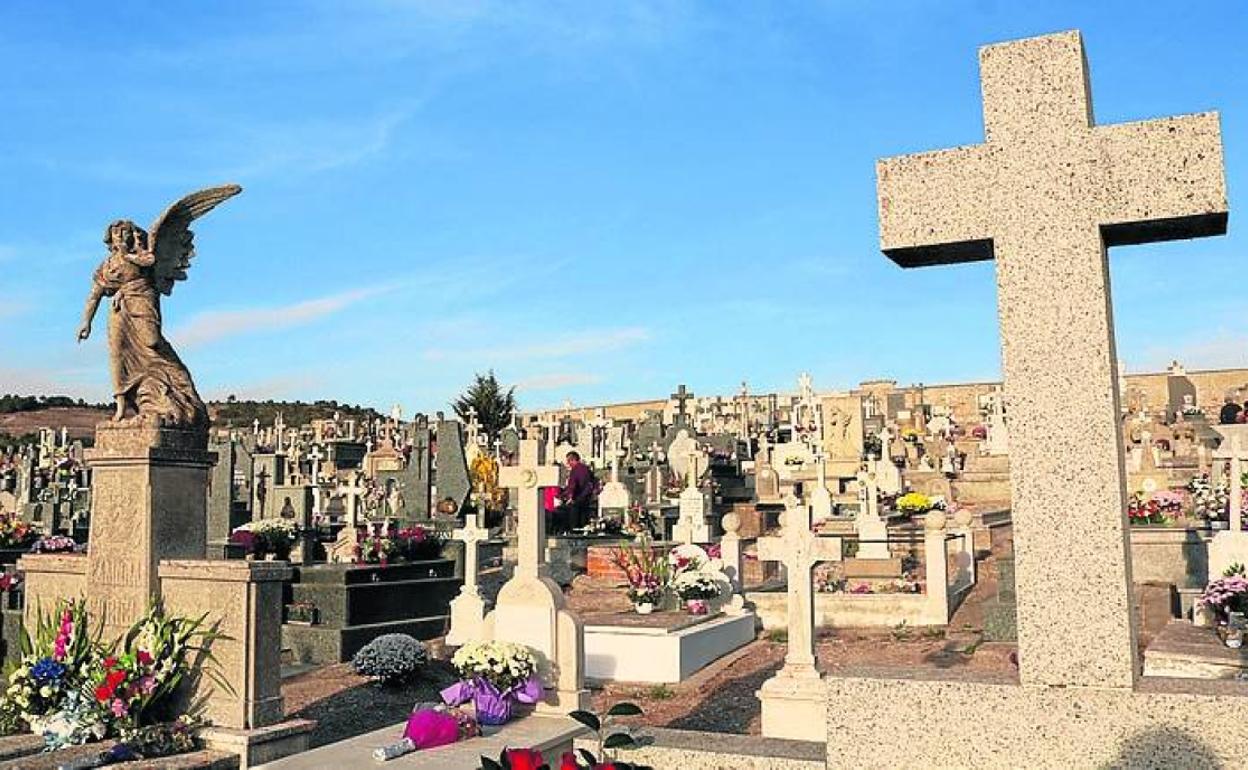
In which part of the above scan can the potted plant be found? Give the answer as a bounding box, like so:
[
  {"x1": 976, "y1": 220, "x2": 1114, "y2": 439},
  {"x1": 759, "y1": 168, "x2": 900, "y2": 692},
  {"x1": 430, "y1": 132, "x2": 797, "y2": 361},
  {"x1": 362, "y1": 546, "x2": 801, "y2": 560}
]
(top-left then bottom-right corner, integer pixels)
[
  {"x1": 895, "y1": 492, "x2": 934, "y2": 517},
  {"x1": 230, "y1": 520, "x2": 297, "y2": 560},
  {"x1": 443, "y1": 641, "x2": 542, "y2": 726}
]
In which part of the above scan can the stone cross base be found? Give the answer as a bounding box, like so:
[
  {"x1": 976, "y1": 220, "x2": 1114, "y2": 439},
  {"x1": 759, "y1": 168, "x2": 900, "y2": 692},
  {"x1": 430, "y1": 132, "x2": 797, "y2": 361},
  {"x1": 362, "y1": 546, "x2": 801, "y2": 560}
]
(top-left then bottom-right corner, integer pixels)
[
  {"x1": 757, "y1": 667, "x2": 827, "y2": 743},
  {"x1": 445, "y1": 586, "x2": 487, "y2": 646},
  {"x1": 201, "y1": 719, "x2": 316, "y2": 769},
  {"x1": 826, "y1": 677, "x2": 1248, "y2": 767}
]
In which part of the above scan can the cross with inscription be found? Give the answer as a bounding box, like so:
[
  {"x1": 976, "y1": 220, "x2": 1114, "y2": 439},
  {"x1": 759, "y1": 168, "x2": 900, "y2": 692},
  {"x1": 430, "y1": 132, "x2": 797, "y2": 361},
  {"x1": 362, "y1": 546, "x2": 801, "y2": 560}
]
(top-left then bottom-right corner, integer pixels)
[
  {"x1": 877, "y1": 31, "x2": 1227, "y2": 689},
  {"x1": 757, "y1": 497, "x2": 842, "y2": 675},
  {"x1": 499, "y1": 438, "x2": 561, "y2": 579}
]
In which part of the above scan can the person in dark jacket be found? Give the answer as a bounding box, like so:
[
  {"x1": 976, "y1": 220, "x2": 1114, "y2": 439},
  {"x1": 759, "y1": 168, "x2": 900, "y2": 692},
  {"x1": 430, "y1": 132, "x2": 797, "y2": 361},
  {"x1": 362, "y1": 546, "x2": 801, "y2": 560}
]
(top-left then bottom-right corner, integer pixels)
[
  {"x1": 1220, "y1": 398, "x2": 1243, "y2": 425},
  {"x1": 558, "y1": 452, "x2": 596, "y2": 532}
]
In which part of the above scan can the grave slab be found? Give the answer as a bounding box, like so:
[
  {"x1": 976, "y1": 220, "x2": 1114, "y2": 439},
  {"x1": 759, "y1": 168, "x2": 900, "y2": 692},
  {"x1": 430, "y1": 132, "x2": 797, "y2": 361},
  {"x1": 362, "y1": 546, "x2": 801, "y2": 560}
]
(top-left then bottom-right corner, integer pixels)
[{"x1": 583, "y1": 611, "x2": 756, "y2": 683}]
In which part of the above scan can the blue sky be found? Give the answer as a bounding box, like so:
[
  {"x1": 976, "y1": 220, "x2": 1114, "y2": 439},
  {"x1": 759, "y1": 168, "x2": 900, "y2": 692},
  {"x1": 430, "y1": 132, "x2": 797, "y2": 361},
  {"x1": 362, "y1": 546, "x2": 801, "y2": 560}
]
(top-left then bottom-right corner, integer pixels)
[{"x1": 1, "y1": 1, "x2": 1244, "y2": 415}]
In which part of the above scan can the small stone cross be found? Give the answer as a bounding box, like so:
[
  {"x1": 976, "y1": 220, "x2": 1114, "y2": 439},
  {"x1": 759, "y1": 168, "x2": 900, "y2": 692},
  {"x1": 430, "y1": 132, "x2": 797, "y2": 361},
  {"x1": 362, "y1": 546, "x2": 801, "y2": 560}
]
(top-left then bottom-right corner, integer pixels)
[
  {"x1": 757, "y1": 497, "x2": 842, "y2": 674},
  {"x1": 453, "y1": 510, "x2": 491, "y2": 594},
  {"x1": 855, "y1": 468, "x2": 880, "y2": 520},
  {"x1": 340, "y1": 473, "x2": 367, "y2": 530}
]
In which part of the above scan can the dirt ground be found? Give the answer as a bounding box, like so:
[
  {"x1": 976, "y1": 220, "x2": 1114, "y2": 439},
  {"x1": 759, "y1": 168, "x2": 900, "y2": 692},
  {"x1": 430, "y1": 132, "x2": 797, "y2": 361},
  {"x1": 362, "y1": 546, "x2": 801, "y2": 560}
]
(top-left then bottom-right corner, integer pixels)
[{"x1": 285, "y1": 547, "x2": 1023, "y2": 741}]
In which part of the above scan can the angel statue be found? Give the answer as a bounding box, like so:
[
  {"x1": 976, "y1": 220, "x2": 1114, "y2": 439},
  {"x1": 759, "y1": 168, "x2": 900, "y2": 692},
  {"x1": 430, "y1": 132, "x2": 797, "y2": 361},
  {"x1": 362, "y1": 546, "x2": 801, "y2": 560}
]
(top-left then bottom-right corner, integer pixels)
[{"x1": 76, "y1": 185, "x2": 242, "y2": 430}]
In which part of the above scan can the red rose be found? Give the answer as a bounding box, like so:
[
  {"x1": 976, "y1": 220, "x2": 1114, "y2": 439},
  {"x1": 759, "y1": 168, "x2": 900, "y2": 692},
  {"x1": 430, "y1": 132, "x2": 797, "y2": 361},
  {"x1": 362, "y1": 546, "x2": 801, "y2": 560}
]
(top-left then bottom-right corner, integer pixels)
[
  {"x1": 106, "y1": 670, "x2": 126, "y2": 688},
  {"x1": 559, "y1": 752, "x2": 579, "y2": 770},
  {"x1": 137, "y1": 650, "x2": 153, "y2": 666},
  {"x1": 94, "y1": 684, "x2": 112, "y2": 702},
  {"x1": 103, "y1": 656, "x2": 117, "y2": 669},
  {"x1": 505, "y1": 748, "x2": 545, "y2": 770}
]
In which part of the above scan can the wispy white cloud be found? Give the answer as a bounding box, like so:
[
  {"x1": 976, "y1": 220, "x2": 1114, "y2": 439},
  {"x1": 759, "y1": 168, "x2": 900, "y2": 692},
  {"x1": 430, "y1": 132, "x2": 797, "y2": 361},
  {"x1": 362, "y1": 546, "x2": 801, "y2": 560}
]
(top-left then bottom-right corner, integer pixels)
[
  {"x1": 514, "y1": 372, "x2": 604, "y2": 391},
  {"x1": 1136, "y1": 329, "x2": 1248, "y2": 373},
  {"x1": 171, "y1": 285, "x2": 394, "y2": 348},
  {"x1": 423, "y1": 326, "x2": 650, "y2": 363}
]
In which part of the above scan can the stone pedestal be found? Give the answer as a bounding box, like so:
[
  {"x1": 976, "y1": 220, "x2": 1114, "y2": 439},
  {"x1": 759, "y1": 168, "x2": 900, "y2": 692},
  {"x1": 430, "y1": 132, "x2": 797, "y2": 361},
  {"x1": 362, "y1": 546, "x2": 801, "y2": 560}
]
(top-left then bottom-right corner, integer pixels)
[
  {"x1": 757, "y1": 667, "x2": 826, "y2": 743},
  {"x1": 85, "y1": 424, "x2": 213, "y2": 640}
]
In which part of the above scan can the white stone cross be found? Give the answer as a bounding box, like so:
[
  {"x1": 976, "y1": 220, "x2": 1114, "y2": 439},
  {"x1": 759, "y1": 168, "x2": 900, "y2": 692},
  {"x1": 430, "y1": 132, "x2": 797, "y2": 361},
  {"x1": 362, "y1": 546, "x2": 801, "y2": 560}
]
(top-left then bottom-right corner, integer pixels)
[
  {"x1": 877, "y1": 30, "x2": 1227, "y2": 689},
  {"x1": 757, "y1": 497, "x2": 842, "y2": 674},
  {"x1": 453, "y1": 510, "x2": 491, "y2": 595},
  {"x1": 499, "y1": 438, "x2": 561, "y2": 579},
  {"x1": 1225, "y1": 435, "x2": 1246, "y2": 532},
  {"x1": 308, "y1": 446, "x2": 324, "y2": 483}
]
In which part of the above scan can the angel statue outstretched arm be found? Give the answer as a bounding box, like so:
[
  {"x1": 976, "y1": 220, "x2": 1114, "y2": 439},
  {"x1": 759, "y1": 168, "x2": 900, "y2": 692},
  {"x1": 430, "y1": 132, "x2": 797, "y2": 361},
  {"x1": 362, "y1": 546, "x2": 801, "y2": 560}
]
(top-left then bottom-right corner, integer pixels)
[{"x1": 77, "y1": 185, "x2": 242, "y2": 429}]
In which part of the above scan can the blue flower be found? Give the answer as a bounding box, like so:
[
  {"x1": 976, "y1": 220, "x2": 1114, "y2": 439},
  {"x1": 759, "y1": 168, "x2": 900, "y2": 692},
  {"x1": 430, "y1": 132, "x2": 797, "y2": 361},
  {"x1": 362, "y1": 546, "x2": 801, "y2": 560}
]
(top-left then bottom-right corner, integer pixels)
[{"x1": 30, "y1": 657, "x2": 66, "y2": 685}]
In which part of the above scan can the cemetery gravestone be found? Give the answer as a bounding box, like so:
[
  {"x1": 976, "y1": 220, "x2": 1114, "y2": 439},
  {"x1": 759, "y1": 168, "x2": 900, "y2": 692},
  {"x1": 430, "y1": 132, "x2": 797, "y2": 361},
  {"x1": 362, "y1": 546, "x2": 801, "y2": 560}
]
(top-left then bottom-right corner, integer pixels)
[
  {"x1": 825, "y1": 30, "x2": 1244, "y2": 767},
  {"x1": 436, "y1": 419, "x2": 472, "y2": 513}
]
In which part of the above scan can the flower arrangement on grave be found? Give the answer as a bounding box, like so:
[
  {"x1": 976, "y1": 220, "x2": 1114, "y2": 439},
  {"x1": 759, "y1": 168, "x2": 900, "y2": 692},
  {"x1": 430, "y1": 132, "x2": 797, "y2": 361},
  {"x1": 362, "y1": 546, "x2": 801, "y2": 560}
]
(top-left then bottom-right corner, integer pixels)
[
  {"x1": 673, "y1": 572, "x2": 721, "y2": 615},
  {"x1": 373, "y1": 705, "x2": 481, "y2": 761},
  {"x1": 613, "y1": 540, "x2": 670, "y2": 613},
  {"x1": 0, "y1": 598, "x2": 222, "y2": 753},
  {"x1": 1197, "y1": 565, "x2": 1248, "y2": 624},
  {"x1": 1188, "y1": 474, "x2": 1228, "y2": 521},
  {"x1": 470, "y1": 453, "x2": 505, "y2": 513},
  {"x1": 970, "y1": 425, "x2": 988, "y2": 440},
  {"x1": 444, "y1": 640, "x2": 543, "y2": 726},
  {"x1": 621, "y1": 505, "x2": 658, "y2": 540},
  {"x1": 813, "y1": 561, "x2": 847, "y2": 594},
  {"x1": 480, "y1": 702, "x2": 652, "y2": 770},
  {"x1": 30, "y1": 534, "x2": 78, "y2": 554},
  {"x1": 895, "y1": 492, "x2": 934, "y2": 516},
  {"x1": 393, "y1": 525, "x2": 444, "y2": 561},
  {"x1": 357, "y1": 532, "x2": 400, "y2": 565},
  {"x1": 230, "y1": 519, "x2": 297, "y2": 559},
  {"x1": 584, "y1": 515, "x2": 625, "y2": 537},
  {"x1": 901, "y1": 428, "x2": 922, "y2": 443},
  {"x1": 0, "y1": 512, "x2": 38, "y2": 549}
]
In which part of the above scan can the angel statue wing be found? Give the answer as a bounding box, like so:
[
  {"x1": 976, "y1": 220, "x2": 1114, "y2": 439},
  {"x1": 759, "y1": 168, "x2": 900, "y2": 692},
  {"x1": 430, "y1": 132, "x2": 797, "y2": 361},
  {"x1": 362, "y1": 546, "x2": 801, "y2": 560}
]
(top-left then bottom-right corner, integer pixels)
[{"x1": 148, "y1": 184, "x2": 242, "y2": 296}]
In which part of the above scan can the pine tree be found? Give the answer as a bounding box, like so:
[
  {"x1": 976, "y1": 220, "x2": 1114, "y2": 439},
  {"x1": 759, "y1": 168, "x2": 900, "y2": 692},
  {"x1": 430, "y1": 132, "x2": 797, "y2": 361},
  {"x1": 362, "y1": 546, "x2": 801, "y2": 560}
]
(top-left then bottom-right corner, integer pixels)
[{"x1": 451, "y1": 371, "x2": 516, "y2": 442}]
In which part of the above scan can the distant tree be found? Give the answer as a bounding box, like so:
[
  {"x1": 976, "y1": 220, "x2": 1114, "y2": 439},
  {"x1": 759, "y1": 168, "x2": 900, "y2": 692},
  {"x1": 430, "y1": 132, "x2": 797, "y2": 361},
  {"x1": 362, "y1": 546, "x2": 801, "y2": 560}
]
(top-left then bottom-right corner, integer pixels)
[{"x1": 452, "y1": 371, "x2": 516, "y2": 442}]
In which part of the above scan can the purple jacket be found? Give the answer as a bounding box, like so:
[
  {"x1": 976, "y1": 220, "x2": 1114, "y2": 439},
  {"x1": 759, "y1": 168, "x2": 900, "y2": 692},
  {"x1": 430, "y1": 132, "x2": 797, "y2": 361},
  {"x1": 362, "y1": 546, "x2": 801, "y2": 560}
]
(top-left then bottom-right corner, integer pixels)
[{"x1": 561, "y1": 462, "x2": 596, "y2": 504}]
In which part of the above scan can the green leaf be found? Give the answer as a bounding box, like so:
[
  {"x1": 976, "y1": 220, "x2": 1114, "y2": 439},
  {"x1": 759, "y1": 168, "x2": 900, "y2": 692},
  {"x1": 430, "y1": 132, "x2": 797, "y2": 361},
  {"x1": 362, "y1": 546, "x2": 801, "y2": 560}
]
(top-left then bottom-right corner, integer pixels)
[
  {"x1": 479, "y1": 756, "x2": 503, "y2": 770},
  {"x1": 606, "y1": 701, "x2": 643, "y2": 717},
  {"x1": 568, "y1": 709, "x2": 601, "y2": 733},
  {"x1": 604, "y1": 732, "x2": 638, "y2": 750},
  {"x1": 577, "y1": 748, "x2": 598, "y2": 766}
]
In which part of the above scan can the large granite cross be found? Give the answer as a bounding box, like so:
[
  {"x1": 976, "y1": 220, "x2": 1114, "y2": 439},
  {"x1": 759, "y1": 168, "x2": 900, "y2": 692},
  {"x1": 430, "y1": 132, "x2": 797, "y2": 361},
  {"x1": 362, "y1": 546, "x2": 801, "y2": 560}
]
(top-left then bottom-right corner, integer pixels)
[
  {"x1": 877, "y1": 30, "x2": 1227, "y2": 689},
  {"x1": 757, "y1": 497, "x2": 842, "y2": 675},
  {"x1": 499, "y1": 438, "x2": 561, "y2": 579}
]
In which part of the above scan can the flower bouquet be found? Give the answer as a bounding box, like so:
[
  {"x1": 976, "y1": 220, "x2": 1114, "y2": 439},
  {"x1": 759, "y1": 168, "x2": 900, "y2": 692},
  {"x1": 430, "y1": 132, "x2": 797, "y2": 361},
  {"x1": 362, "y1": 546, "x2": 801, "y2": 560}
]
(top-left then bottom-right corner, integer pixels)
[
  {"x1": 0, "y1": 511, "x2": 37, "y2": 549},
  {"x1": 444, "y1": 641, "x2": 542, "y2": 726},
  {"x1": 673, "y1": 572, "x2": 721, "y2": 615},
  {"x1": 1197, "y1": 568, "x2": 1248, "y2": 626},
  {"x1": 230, "y1": 519, "x2": 297, "y2": 560},
  {"x1": 393, "y1": 526, "x2": 444, "y2": 561},
  {"x1": 895, "y1": 492, "x2": 933, "y2": 517},
  {"x1": 31, "y1": 534, "x2": 78, "y2": 554},
  {"x1": 613, "y1": 540, "x2": 670, "y2": 614},
  {"x1": 373, "y1": 704, "x2": 480, "y2": 761}
]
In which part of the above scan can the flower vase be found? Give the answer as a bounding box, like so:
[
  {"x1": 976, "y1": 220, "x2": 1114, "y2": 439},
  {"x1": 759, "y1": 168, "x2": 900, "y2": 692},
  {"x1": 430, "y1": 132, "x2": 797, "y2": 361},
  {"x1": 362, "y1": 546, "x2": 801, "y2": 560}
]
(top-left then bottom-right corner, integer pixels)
[
  {"x1": 472, "y1": 680, "x2": 514, "y2": 726},
  {"x1": 634, "y1": 602, "x2": 654, "y2": 615}
]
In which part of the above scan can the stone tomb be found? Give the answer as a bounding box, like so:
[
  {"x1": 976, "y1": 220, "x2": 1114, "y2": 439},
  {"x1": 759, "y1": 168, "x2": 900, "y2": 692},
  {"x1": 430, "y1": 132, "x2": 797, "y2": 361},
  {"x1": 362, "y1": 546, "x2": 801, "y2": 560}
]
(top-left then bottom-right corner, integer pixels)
[
  {"x1": 583, "y1": 610, "x2": 755, "y2": 684},
  {"x1": 825, "y1": 30, "x2": 1248, "y2": 768},
  {"x1": 20, "y1": 423, "x2": 313, "y2": 766},
  {"x1": 281, "y1": 557, "x2": 460, "y2": 665}
]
